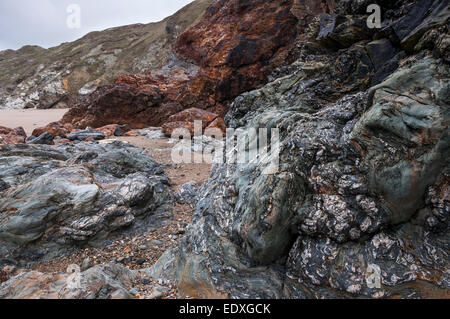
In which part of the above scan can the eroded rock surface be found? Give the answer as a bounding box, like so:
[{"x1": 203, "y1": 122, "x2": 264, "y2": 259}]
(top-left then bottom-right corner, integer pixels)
[
  {"x1": 0, "y1": 264, "x2": 137, "y2": 299},
  {"x1": 0, "y1": 141, "x2": 174, "y2": 267},
  {"x1": 0, "y1": 126, "x2": 27, "y2": 145},
  {"x1": 61, "y1": 0, "x2": 332, "y2": 129}
]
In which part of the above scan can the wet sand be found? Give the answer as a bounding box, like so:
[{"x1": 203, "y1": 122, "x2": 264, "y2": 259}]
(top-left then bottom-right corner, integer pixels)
[{"x1": 0, "y1": 109, "x2": 69, "y2": 136}]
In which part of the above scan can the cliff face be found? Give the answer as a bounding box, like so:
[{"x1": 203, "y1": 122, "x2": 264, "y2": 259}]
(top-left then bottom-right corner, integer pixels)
[
  {"x1": 0, "y1": 0, "x2": 213, "y2": 110},
  {"x1": 61, "y1": 0, "x2": 333, "y2": 129}
]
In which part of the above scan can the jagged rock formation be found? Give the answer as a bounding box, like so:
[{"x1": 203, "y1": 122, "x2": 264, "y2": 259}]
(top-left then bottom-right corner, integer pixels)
[
  {"x1": 0, "y1": 0, "x2": 448, "y2": 299},
  {"x1": 0, "y1": 0, "x2": 213, "y2": 109},
  {"x1": 61, "y1": 0, "x2": 333, "y2": 129},
  {"x1": 146, "y1": 0, "x2": 450, "y2": 299},
  {"x1": 0, "y1": 142, "x2": 174, "y2": 267}
]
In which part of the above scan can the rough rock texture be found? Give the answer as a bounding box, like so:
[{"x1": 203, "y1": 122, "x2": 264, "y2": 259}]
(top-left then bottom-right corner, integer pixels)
[
  {"x1": 26, "y1": 132, "x2": 54, "y2": 145},
  {"x1": 0, "y1": 142, "x2": 174, "y2": 267},
  {"x1": 94, "y1": 124, "x2": 129, "y2": 138},
  {"x1": 0, "y1": 0, "x2": 213, "y2": 110},
  {"x1": 176, "y1": 182, "x2": 199, "y2": 207},
  {"x1": 32, "y1": 122, "x2": 74, "y2": 138},
  {"x1": 61, "y1": 0, "x2": 333, "y2": 129},
  {"x1": 66, "y1": 129, "x2": 106, "y2": 141},
  {"x1": 147, "y1": 0, "x2": 450, "y2": 299},
  {"x1": 0, "y1": 126, "x2": 27, "y2": 145},
  {"x1": 0, "y1": 264, "x2": 137, "y2": 299},
  {"x1": 162, "y1": 108, "x2": 224, "y2": 137}
]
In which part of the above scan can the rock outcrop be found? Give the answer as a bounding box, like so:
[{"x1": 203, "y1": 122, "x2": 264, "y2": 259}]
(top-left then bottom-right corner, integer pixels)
[
  {"x1": 0, "y1": 141, "x2": 174, "y2": 267},
  {"x1": 0, "y1": 0, "x2": 449, "y2": 300},
  {"x1": 162, "y1": 108, "x2": 225, "y2": 137}
]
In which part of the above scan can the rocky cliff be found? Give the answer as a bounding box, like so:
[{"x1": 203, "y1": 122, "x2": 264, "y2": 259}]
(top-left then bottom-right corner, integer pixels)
[{"x1": 0, "y1": 0, "x2": 212, "y2": 110}]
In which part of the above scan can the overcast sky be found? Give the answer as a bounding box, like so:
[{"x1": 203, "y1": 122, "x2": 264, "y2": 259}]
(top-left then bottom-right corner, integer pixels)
[{"x1": 0, "y1": 0, "x2": 194, "y2": 51}]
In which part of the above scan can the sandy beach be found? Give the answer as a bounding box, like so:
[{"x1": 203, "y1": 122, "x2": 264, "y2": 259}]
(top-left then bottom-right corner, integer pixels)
[{"x1": 0, "y1": 109, "x2": 69, "y2": 136}]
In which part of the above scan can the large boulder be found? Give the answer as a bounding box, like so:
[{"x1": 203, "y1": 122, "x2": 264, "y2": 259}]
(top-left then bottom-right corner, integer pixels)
[
  {"x1": 0, "y1": 141, "x2": 174, "y2": 266},
  {"x1": 351, "y1": 56, "x2": 449, "y2": 224},
  {"x1": 61, "y1": 0, "x2": 332, "y2": 129}
]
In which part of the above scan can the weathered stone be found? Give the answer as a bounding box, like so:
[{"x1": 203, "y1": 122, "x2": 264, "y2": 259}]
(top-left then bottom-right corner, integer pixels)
[
  {"x1": 150, "y1": 53, "x2": 449, "y2": 299},
  {"x1": 316, "y1": 14, "x2": 371, "y2": 49},
  {"x1": 0, "y1": 142, "x2": 174, "y2": 266},
  {"x1": 61, "y1": 0, "x2": 330, "y2": 129},
  {"x1": 351, "y1": 56, "x2": 449, "y2": 225},
  {"x1": 27, "y1": 132, "x2": 54, "y2": 145},
  {"x1": 32, "y1": 122, "x2": 74, "y2": 138},
  {"x1": 94, "y1": 124, "x2": 128, "y2": 137},
  {"x1": 0, "y1": 264, "x2": 137, "y2": 299},
  {"x1": 175, "y1": 182, "x2": 199, "y2": 207},
  {"x1": 205, "y1": 118, "x2": 227, "y2": 136}
]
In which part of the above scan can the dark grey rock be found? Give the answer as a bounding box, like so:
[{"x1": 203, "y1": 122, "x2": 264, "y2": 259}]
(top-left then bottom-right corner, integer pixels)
[
  {"x1": 81, "y1": 258, "x2": 92, "y2": 272},
  {"x1": 317, "y1": 14, "x2": 371, "y2": 49},
  {"x1": 0, "y1": 179, "x2": 8, "y2": 192}
]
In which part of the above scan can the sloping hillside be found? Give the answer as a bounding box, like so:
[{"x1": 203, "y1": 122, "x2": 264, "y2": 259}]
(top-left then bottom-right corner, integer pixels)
[{"x1": 0, "y1": 0, "x2": 212, "y2": 109}]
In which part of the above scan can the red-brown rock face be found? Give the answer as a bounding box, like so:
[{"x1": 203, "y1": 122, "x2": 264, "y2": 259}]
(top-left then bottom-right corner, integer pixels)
[
  {"x1": 32, "y1": 122, "x2": 74, "y2": 138},
  {"x1": 0, "y1": 126, "x2": 27, "y2": 145},
  {"x1": 61, "y1": 0, "x2": 332, "y2": 129}
]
